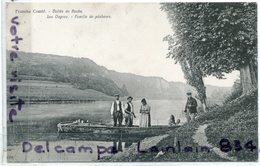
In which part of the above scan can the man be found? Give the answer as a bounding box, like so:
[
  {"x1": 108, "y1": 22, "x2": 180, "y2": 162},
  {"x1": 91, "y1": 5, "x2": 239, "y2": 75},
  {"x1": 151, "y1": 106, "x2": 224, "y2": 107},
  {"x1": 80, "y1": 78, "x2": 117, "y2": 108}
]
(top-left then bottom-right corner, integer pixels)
[
  {"x1": 184, "y1": 92, "x2": 197, "y2": 123},
  {"x1": 110, "y1": 94, "x2": 124, "y2": 126},
  {"x1": 124, "y1": 96, "x2": 136, "y2": 127}
]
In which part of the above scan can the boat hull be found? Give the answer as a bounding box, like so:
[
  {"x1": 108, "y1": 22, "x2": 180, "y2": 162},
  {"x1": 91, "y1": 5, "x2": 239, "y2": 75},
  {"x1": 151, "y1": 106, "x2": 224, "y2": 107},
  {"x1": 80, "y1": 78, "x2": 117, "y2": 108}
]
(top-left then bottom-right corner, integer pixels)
[{"x1": 57, "y1": 123, "x2": 180, "y2": 137}]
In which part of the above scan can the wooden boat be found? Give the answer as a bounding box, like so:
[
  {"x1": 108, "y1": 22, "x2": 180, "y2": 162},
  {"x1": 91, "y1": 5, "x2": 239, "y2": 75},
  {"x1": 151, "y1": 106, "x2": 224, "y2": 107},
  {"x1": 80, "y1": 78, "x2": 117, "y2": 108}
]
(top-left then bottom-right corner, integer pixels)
[{"x1": 57, "y1": 121, "x2": 180, "y2": 136}]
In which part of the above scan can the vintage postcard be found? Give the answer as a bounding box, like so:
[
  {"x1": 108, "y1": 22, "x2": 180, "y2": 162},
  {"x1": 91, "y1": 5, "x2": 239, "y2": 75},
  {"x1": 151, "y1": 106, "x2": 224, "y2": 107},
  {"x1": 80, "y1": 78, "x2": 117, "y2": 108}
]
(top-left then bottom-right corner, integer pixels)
[{"x1": 2, "y1": 0, "x2": 259, "y2": 164}]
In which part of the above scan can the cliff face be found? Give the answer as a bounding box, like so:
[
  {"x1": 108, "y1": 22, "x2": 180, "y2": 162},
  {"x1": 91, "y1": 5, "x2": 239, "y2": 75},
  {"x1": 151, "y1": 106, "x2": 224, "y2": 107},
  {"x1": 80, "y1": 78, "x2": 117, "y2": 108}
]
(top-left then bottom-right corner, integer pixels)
[{"x1": 105, "y1": 70, "x2": 230, "y2": 100}]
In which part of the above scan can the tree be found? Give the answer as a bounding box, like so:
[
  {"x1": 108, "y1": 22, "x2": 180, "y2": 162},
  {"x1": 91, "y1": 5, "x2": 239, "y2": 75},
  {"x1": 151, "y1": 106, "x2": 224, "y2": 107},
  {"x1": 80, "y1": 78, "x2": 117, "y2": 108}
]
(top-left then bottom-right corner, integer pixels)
[
  {"x1": 161, "y1": 3, "x2": 257, "y2": 96},
  {"x1": 162, "y1": 33, "x2": 209, "y2": 110},
  {"x1": 162, "y1": 11, "x2": 208, "y2": 112},
  {"x1": 180, "y1": 59, "x2": 207, "y2": 111}
]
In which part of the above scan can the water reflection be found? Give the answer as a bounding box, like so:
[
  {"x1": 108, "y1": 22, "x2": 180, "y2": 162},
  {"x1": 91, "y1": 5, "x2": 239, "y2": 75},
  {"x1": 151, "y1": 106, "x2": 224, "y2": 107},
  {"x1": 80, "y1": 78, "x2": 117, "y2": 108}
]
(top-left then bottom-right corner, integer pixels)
[
  {"x1": 58, "y1": 133, "x2": 138, "y2": 153},
  {"x1": 113, "y1": 140, "x2": 123, "y2": 153},
  {"x1": 59, "y1": 132, "x2": 143, "y2": 142},
  {"x1": 111, "y1": 139, "x2": 134, "y2": 153}
]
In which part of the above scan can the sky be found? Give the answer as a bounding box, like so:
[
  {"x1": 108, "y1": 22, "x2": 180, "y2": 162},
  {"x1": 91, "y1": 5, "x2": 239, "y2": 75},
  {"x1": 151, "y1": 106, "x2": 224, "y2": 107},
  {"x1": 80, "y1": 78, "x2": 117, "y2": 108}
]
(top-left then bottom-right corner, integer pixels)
[{"x1": 6, "y1": 3, "x2": 239, "y2": 87}]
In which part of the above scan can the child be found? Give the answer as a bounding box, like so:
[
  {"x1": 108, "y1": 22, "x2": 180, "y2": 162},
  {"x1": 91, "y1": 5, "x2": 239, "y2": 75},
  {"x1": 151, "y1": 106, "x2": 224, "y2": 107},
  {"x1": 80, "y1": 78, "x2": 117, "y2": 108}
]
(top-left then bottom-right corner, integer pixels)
[
  {"x1": 168, "y1": 115, "x2": 176, "y2": 126},
  {"x1": 169, "y1": 115, "x2": 181, "y2": 126}
]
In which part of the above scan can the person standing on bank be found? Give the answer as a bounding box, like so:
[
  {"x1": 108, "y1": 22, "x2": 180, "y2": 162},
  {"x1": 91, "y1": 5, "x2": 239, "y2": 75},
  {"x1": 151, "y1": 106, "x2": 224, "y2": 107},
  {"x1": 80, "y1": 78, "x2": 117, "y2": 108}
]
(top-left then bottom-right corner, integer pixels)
[
  {"x1": 124, "y1": 96, "x2": 136, "y2": 127},
  {"x1": 184, "y1": 92, "x2": 198, "y2": 123},
  {"x1": 110, "y1": 94, "x2": 124, "y2": 126},
  {"x1": 139, "y1": 98, "x2": 151, "y2": 127}
]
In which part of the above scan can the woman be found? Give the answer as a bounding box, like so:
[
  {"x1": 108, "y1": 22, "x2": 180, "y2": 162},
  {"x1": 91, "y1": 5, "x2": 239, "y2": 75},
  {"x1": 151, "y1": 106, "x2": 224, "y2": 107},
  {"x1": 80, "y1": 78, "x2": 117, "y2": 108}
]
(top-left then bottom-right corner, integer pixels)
[
  {"x1": 139, "y1": 98, "x2": 151, "y2": 127},
  {"x1": 168, "y1": 115, "x2": 176, "y2": 126}
]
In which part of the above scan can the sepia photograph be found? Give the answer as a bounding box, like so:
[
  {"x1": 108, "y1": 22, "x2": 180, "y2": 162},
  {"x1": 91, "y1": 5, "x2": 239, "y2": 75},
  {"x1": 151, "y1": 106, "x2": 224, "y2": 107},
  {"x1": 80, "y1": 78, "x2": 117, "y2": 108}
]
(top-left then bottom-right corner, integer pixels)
[{"x1": 4, "y1": 1, "x2": 258, "y2": 163}]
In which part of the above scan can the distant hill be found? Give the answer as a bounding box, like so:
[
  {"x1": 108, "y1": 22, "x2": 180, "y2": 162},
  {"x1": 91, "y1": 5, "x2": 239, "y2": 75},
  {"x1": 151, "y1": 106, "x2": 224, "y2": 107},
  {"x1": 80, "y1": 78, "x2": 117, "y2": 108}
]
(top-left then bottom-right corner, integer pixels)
[
  {"x1": 7, "y1": 51, "x2": 128, "y2": 97},
  {"x1": 7, "y1": 51, "x2": 231, "y2": 101}
]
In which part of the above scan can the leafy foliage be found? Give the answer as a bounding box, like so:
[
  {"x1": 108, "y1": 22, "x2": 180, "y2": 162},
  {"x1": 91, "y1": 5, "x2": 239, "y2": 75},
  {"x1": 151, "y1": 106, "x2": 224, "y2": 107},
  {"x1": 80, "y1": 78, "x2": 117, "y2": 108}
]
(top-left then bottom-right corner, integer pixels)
[{"x1": 161, "y1": 3, "x2": 257, "y2": 78}]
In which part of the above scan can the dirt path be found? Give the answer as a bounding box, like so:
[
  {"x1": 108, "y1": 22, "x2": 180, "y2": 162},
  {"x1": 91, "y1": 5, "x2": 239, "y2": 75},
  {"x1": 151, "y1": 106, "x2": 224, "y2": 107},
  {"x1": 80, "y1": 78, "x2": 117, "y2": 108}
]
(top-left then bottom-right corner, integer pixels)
[
  {"x1": 192, "y1": 124, "x2": 237, "y2": 161},
  {"x1": 106, "y1": 124, "x2": 238, "y2": 161}
]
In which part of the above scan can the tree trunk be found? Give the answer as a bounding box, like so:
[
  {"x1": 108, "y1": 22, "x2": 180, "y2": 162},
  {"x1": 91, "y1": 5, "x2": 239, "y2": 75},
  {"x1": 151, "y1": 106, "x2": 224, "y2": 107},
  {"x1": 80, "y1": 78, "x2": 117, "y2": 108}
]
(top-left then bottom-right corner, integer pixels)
[
  {"x1": 240, "y1": 62, "x2": 257, "y2": 94},
  {"x1": 249, "y1": 59, "x2": 257, "y2": 88},
  {"x1": 200, "y1": 98, "x2": 207, "y2": 112}
]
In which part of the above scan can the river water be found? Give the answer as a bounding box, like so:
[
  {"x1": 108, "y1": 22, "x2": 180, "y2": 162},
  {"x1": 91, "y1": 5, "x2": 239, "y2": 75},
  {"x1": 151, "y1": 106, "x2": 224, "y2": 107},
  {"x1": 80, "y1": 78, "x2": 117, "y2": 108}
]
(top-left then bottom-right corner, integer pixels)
[
  {"x1": 14, "y1": 99, "x2": 187, "y2": 125},
  {"x1": 7, "y1": 99, "x2": 187, "y2": 162}
]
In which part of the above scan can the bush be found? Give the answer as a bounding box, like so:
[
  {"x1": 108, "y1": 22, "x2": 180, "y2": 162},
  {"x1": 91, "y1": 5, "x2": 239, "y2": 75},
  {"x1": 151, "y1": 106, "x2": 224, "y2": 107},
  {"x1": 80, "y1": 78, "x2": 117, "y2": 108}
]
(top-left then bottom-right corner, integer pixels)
[{"x1": 224, "y1": 79, "x2": 242, "y2": 104}]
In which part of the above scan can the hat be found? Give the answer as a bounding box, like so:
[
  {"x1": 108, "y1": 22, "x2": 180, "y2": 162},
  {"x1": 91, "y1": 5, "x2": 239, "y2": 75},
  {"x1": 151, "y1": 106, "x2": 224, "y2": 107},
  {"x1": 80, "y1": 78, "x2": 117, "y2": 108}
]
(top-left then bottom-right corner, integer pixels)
[
  {"x1": 114, "y1": 94, "x2": 120, "y2": 97},
  {"x1": 141, "y1": 98, "x2": 147, "y2": 104},
  {"x1": 186, "y1": 92, "x2": 192, "y2": 95},
  {"x1": 127, "y1": 96, "x2": 133, "y2": 100}
]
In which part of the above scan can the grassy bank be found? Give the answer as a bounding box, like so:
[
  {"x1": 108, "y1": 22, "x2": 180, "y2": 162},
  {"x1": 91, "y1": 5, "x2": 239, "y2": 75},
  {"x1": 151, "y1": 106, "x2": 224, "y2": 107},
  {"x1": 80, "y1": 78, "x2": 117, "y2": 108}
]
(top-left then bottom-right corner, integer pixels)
[
  {"x1": 102, "y1": 122, "x2": 225, "y2": 162},
  {"x1": 7, "y1": 79, "x2": 114, "y2": 101},
  {"x1": 103, "y1": 89, "x2": 258, "y2": 162},
  {"x1": 203, "y1": 89, "x2": 258, "y2": 161}
]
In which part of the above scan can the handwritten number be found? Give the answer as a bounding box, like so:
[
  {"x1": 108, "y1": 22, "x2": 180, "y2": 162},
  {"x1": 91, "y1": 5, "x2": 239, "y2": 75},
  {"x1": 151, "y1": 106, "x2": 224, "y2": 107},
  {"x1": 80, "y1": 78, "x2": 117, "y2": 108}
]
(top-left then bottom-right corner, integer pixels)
[
  {"x1": 234, "y1": 140, "x2": 243, "y2": 151},
  {"x1": 219, "y1": 139, "x2": 232, "y2": 152},
  {"x1": 244, "y1": 140, "x2": 256, "y2": 152},
  {"x1": 219, "y1": 139, "x2": 256, "y2": 153}
]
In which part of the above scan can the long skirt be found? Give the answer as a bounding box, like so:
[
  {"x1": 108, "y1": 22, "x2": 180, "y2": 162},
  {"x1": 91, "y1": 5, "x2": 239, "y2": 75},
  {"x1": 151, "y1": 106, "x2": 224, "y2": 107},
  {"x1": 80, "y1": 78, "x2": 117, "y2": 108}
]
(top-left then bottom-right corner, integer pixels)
[{"x1": 139, "y1": 113, "x2": 150, "y2": 127}]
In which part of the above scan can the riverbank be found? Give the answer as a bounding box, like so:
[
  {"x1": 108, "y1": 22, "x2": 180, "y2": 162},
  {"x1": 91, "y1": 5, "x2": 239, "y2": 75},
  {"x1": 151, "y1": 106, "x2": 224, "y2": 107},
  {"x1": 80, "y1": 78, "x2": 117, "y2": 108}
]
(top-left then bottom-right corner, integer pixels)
[
  {"x1": 7, "y1": 79, "x2": 114, "y2": 101},
  {"x1": 101, "y1": 89, "x2": 258, "y2": 161}
]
